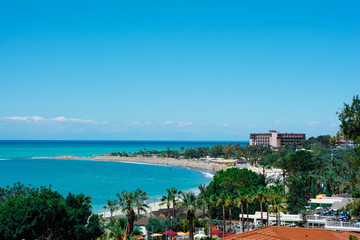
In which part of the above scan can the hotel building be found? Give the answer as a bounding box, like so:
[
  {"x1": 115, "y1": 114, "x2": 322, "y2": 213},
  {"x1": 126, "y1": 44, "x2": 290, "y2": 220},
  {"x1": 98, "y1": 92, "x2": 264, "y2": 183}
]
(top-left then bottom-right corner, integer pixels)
[{"x1": 249, "y1": 130, "x2": 306, "y2": 148}]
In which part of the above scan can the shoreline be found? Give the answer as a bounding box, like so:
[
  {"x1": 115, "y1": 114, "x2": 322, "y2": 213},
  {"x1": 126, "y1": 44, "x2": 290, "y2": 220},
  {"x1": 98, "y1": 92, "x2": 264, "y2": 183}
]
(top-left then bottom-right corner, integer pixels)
[
  {"x1": 48, "y1": 155, "x2": 228, "y2": 172},
  {"x1": 47, "y1": 155, "x2": 283, "y2": 177}
]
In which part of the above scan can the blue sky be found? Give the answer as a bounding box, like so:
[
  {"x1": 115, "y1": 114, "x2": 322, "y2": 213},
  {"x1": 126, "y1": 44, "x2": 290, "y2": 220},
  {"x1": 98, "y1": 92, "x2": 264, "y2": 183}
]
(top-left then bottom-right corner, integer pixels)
[{"x1": 0, "y1": 0, "x2": 359, "y2": 140}]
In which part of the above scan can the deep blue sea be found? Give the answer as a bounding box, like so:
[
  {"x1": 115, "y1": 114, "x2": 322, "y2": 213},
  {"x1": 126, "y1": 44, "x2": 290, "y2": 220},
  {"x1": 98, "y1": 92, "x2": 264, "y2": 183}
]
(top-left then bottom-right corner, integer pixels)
[{"x1": 0, "y1": 140, "x2": 247, "y2": 213}]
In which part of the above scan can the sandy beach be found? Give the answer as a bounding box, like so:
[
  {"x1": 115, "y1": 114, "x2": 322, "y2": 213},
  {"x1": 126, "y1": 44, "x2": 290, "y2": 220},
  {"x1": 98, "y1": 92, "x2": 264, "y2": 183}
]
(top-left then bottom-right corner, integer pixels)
[
  {"x1": 50, "y1": 155, "x2": 283, "y2": 177},
  {"x1": 51, "y1": 155, "x2": 227, "y2": 172}
]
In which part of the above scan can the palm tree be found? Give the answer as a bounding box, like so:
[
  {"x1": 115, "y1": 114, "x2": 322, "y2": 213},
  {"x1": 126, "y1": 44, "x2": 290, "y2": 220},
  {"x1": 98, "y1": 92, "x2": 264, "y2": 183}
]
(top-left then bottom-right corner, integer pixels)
[
  {"x1": 160, "y1": 191, "x2": 172, "y2": 217},
  {"x1": 134, "y1": 188, "x2": 149, "y2": 218},
  {"x1": 268, "y1": 195, "x2": 287, "y2": 226},
  {"x1": 256, "y1": 186, "x2": 266, "y2": 227},
  {"x1": 225, "y1": 194, "x2": 235, "y2": 232},
  {"x1": 169, "y1": 187, "x2": 181, "y2": 217},
  {"x1": 216, "y1": 193, "x2": 227, "y2": 236},
  {"x1": 178, "y1": 192, "x2": 202, "y2": 240},
  {"x1": 244, "y1": 190, "x2": 255, "y2": 231},
  {"x1": 106, "y1": 217, "x2": 128, "y2": 240},
  {"x1": 116, "y1": 190, "x2": 148, "y2": 234},
  {"x1": 235, "y1": 190, "x2": 246, "y2": 232},
  {"x1": 198, "y1": 184, "x2": 207, "y2": 218},
  {"x1": 205, "y1": 194, "x2": 217, "y2": 238},
  {"x1": 263, "y1": 188, "x2": 274, "y2": 226},
  {"x1": 103, "y1": 200, "x2": 119, "y2": 219}
]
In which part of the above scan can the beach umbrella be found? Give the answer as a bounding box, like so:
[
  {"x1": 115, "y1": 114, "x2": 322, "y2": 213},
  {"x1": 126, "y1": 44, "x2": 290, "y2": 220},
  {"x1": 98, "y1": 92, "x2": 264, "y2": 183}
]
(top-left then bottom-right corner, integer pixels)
[
  {"x1": 177, "y1": 232, "x2": 186, "y2": 236},
  {"x1": 211, "y1": 230, "x2": 224, "y2": 235},
  {"x1": 316, "y1": 194, "x2": 326, "y2": 199},
  {"x1": 224, "y1": 232, "x2": 235, "y2": 237},
  {"x1": 185, "y1": 232, "x2": 196, "y2": 235},
  {"x1": 194, "y1": 233, "x2": 207, "y2": 239},
  {"x1": 163, "y1": 230, "x2": 178, "y2": 236}
]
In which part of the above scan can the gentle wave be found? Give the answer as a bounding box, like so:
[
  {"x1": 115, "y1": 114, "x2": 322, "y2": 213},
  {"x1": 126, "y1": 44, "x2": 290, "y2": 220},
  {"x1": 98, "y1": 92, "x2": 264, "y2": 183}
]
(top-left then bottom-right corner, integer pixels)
[
  {"x1": 0, "y1": 158, "x2": 9, "y2": 161},
  {"x1": 201, "y1": 171, "x2": 214, "y2": 179}
]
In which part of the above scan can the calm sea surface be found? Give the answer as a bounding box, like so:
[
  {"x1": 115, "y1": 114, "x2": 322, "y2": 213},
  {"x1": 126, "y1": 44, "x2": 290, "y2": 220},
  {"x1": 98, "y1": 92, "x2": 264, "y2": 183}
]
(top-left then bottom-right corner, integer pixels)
[{"x1": 0, "y1": 140, "x2": 247, "y2": 212}]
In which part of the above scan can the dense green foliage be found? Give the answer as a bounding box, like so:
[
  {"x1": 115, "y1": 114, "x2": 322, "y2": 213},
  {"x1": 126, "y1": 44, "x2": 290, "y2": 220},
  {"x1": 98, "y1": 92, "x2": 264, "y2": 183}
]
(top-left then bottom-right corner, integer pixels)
[
  {"x1": 205, "y1": 168, "x2": 265, "y2": 220},
  {"x1": 208, "y1": 168, "x2": 265, "y2": 196},
  {"x1": 0, "y1": 183, "x2": 103, "y2": 240},
  {"x1": 337, "y1": 95, "x2": 360, "y2": 217}
]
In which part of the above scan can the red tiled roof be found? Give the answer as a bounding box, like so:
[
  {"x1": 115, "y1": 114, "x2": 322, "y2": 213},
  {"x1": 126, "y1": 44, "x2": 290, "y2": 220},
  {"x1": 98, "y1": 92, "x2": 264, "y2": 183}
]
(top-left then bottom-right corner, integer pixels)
[{"x1": 221, "y1": 226, "x2": 360, "y2": 240}]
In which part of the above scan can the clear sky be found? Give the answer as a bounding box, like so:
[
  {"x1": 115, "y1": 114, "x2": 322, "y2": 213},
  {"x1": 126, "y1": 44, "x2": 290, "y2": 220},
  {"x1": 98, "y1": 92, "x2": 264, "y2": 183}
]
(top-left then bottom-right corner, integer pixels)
[{"x1": 0, "y1": 0, "x2": 359, "y2": 140}]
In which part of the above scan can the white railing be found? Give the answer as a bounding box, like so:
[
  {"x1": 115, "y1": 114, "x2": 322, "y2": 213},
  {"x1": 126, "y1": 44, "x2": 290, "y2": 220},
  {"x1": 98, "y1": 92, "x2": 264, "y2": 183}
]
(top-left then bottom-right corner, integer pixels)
[
  {"x1": 306, "y1": 215, "x2": 333, "y2": 221},
  {"x1": 325, "y1": 221, "x2": 360, "y2": 229}
]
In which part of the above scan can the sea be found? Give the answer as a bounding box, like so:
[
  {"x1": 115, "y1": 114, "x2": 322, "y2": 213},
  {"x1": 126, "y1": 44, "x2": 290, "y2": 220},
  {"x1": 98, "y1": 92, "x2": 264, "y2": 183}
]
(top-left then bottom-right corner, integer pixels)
[{"x1": 0, "y1": 140, "x2": 247, "y2": 213}]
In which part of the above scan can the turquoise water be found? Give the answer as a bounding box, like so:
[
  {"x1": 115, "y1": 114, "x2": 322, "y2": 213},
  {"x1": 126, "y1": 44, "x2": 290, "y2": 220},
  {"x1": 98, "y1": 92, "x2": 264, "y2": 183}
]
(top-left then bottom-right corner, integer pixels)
[
  {"x1": 0, "y1": 140, "x2": 247, "y2": 213},
  {"x1": 0, "y1": 158, "x2": 212, "y2": 213},
  {"x1": 0, "y1": 140, "x2": 247, "y2": 159}
]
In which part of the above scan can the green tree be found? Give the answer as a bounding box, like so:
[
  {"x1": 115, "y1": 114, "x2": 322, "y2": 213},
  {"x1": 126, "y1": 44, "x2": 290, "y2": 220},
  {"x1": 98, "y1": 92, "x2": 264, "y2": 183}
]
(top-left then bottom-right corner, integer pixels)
[
  {"x1": 178, "y1": 192, "x2": 202, "y2": 240},
  {"x1": 116, "y1": 190, "x2": 149, "y2": 234},
  {"x1": 160, "y1": 190, "x2": 172, "y2": 217},
  {"x1": 325, "y1": 181, "x2": 333, "y2": 197},
  {"x1": 204, "y1": 195, "x2": 217, "y2": 238},
  {"x1": 169, "y1": 187, "x2": 181, "y2": 217},
  {"x1": 255, "y1": 186, "x2": 266, "y2": 227},
  {"x1": 105, "y1": 218, "x2": 128, "y2": 240},
  {"x1": 134, "y1": 188, "x2": 149, "y2": 218},
  {"x1": 223, "y1": 143, "x2": 234, "y2": 159},
  {"x1": 338, "y1": 95, "x2": 360, "y2": 216},
  {"x1": 268, "y1": 194, "x2": 287, "y2": 226},
  {"x1": 338, "y1": 95, "x2": 360, "y2": 143},
  {"x1": 104, "y1": 200, "x2": 119, "y2": 218},
  {"x1": 216, "y1": 193, "x2": 227, "y2": 236},
  {"x1": 244, "y1": 190, "x2": 255, "y2": 231},
  {"x1": 287, "y1": 173, "x2": 308, "y2": 214},
  {"x1": 235, "y1": 190, "x2": 246, "y2": 232},
  {"x1": 0, "y1": 184, "x2": 103, "y2": 240},
  {"x1": 209, "y1": 144, "x2": 224, "y2": 158},
  {"x1": 225, "y1": 194, "x2": 235, "y2": 232},
  {"x1": 198, "y1": 184, "x2": 207, "y2": 218}
]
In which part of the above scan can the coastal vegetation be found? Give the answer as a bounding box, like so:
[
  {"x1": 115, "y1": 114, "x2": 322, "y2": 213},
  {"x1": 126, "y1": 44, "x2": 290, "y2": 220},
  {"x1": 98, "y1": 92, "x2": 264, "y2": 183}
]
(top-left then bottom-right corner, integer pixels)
[{"x1": 0, "y1": 183, "x2": 103, "y2": 240}]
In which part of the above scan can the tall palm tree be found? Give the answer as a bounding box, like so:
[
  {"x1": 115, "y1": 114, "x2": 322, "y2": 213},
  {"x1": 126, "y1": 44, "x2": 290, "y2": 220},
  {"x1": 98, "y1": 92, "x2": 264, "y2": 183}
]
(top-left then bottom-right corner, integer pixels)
[
  {"x1": 178, "y1": 192, "x2": 202, "y2": 240},
  {"x1": 103, "y1": 200, "x2": 119, "y2": 218},
  {"x1": 256, "y1": 186, "x2": 266, "y2": 227},
  {"x1": 205, "y1": 194, "x2": 217, "y2": 238},
  {"x1": 160, "y1": 191, "x2": 172, "y2": 217},
  {"x1": 198, "y1": 184, "x2": 207, "y2": 218},
  {"x1": 235, "y1": 190, "x2": 246, "y2": 232},
  {"x1": 116, "y1": 190, "x2": 148, "y2": 234},
  {"x1": 268, "y1": 195, "x2": 287, "y2": 226},
  {"x1": 134, "y1": 188, "x2": 149, "y2": 218},
  {"x1": 216, "y1": 193, "x2": 227, "y2": 236},
  {"x1": 225, "y1": 194, "x2": 235, "y2": 232},
  {"x1": 263, "y1": 187, "x2": 274, "y2": 226},
  {"x1": 169, "y1": 187, "x2": 182, "y2": 217},
  {"x1": 244, "y1": 190, "x2": 255, "y2": 231}
]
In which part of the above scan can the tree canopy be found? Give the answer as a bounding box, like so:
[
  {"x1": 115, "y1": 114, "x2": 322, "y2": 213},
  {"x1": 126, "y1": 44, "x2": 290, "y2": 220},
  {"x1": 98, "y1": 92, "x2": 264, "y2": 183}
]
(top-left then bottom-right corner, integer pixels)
[{"x1": 0, "y1": 183, "x2": 103, "y2": 240}]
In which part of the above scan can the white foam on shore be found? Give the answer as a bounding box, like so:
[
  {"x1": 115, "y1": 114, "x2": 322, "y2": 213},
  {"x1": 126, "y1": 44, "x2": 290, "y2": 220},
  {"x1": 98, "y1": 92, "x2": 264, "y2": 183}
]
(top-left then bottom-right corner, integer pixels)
[{"x1": 201, "y1": 171, "x2": 214, "y2": 179}]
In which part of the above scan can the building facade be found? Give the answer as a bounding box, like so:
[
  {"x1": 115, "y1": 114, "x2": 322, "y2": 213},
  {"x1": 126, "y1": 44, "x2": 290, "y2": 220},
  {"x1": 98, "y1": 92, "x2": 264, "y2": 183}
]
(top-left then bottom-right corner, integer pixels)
[{"x1": 250, "y1": 130, "x2": 305, "y2": 148}]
